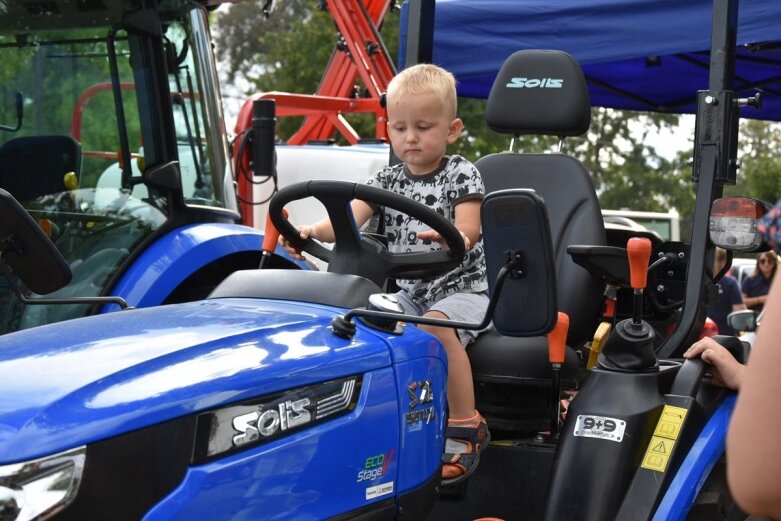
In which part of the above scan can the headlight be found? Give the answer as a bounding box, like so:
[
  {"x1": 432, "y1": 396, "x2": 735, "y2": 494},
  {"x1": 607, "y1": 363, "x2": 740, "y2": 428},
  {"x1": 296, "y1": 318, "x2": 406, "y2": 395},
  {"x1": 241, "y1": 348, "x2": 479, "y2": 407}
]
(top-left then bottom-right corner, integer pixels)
[{"x1": 0, "y1": 446, "x2": 85, "y2": 521}]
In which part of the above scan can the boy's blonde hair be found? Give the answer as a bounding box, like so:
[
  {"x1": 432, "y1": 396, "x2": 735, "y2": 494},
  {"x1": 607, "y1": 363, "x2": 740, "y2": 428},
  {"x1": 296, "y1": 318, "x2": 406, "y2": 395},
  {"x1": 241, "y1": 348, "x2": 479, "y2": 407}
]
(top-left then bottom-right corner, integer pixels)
[{"x1": 386, "y1": 63, "x2": 458, "y2": 118}]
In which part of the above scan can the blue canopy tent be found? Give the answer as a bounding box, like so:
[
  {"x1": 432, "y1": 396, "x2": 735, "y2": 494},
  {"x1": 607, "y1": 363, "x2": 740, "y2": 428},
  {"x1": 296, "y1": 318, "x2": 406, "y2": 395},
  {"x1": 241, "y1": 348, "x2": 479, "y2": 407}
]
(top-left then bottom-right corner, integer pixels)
[{"x1": 400, "y1": 0, "x2": 781, "y2": 120}]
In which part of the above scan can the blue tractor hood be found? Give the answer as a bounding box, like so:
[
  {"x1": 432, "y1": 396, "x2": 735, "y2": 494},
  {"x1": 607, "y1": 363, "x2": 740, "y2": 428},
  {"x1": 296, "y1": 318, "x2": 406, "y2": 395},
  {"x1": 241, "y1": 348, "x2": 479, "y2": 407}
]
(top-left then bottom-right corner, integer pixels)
[{"x1": 0, "y1": 299, "x2": 393, "y2": 463}]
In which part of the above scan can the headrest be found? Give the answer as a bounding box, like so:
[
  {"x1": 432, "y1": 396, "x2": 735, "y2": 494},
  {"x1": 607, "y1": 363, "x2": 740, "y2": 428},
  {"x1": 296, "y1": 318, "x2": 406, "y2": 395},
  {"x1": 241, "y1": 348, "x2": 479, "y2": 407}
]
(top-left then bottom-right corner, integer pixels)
[{"x1": 485, "y1": 50, "x2": 590, "y2": 137}]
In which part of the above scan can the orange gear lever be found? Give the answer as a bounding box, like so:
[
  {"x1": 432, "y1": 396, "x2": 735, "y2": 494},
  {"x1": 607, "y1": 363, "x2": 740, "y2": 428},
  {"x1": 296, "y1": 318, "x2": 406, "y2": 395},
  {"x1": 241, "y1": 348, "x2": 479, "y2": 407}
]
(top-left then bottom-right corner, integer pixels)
[
  {"x1": 262, "y1": 208, "x2": 288, "y2": 253},
  {"x1": 547, "y1": 312, "x2": 570, "y2": 365},
  {"x1": 259, "y1": 208, "x2": 288, "y2": 268},
  {"x1": 627, "y1": 237, "x2": 653, "y2": 290},
  {"x1": 547, "y1": 311, "x2": 570, "y2": 440}
]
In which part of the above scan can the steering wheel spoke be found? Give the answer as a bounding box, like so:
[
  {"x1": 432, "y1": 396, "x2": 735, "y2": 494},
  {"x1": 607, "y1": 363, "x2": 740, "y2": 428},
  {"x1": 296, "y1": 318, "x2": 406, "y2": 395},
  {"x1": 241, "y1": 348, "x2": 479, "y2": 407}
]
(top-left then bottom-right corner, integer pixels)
[{"x1": 269, "y1": 180, "x2": 466, "y2": 287}]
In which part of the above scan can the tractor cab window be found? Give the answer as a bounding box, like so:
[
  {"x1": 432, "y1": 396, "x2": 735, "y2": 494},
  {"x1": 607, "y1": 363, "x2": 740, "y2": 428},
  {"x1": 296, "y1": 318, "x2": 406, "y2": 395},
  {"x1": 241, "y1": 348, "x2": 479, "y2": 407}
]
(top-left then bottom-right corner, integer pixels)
[
  {"x1": 162, "y1": 11, "x2": 232, "y2": 208},
  {"x1": 0, "y1": 1, "x2": 231, "y2": 333}
]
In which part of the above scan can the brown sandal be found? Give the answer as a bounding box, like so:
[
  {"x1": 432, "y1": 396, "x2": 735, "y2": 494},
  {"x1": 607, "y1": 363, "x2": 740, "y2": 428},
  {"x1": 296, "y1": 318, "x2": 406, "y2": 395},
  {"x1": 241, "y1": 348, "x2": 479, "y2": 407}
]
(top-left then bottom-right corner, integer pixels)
[{"x1": 441, "y1": 416, "x2": 490, "y2": 487}]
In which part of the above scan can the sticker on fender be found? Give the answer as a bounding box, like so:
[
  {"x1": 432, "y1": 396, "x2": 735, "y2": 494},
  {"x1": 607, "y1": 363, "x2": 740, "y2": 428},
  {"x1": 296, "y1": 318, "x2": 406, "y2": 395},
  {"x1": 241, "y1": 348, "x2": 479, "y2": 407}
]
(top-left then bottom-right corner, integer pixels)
[
  {"x1": 366, "y1": 481, "x2": 394, "y2": 500},
  {"x1": 573, "y1": 415, "x2": 626, "y2": 442},
  {"x1": 641, "y1": 405, "x2": 688, "y2": 473}
]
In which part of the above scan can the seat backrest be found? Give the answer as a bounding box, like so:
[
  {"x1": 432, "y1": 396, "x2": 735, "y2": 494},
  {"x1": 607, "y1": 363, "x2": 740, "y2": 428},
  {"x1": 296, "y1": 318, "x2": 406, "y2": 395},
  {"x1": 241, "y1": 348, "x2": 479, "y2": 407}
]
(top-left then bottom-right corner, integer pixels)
[
  {"x1": 476, "y1": 50, "x2": 606, "y2": 348},
  {"x1": 0, "y1": 135, "x2": 82, "y2": 202}
]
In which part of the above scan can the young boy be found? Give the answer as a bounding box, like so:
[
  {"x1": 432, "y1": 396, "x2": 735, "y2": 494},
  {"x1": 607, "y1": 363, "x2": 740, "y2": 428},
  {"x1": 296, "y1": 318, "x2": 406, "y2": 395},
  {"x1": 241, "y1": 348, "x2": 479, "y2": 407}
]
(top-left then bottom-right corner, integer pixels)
[{"x1": 280, "y1": 63, "x2": 490, "y2": 486}]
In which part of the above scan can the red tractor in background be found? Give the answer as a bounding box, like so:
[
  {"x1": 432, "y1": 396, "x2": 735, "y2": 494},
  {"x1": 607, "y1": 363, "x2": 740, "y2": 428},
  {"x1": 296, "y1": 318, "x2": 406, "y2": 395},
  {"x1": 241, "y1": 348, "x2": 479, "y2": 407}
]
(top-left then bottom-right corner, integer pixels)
[{"x1": 232, "y1": 0, "x2": 396, "y2": 228}]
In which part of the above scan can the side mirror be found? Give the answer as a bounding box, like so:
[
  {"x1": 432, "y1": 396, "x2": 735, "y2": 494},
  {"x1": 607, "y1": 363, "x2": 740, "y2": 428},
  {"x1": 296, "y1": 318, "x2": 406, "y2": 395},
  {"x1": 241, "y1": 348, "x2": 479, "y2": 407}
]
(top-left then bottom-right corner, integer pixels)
[
  {"x1": 0, "y1": 188, "x2": 130, "y2": 310},
  {"x1": 481, "y1": 189, "x2": 557, "y2": 336},
  {"x1": 710, "y1": 197, "x2": 772, "y2": 252},
  {"x1": 332, "y1": 188, "x2": 558, "y2": 340},
  {"x1": 0, "y1": 188, "x2": 71, "y2": 294},
  {"x1": 143, "y1": 160, "x2": 181, "y2": 190},
  {"x1": 727, "y1": 309, "x2": 758, "y2": 333}
]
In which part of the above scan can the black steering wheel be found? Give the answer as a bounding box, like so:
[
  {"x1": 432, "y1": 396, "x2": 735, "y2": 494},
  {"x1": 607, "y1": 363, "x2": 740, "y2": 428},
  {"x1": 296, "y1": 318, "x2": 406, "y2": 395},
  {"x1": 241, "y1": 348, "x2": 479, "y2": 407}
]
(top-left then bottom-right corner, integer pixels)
[{"x1": 268, "y1": 180, "x2": 466, "y2": 286}]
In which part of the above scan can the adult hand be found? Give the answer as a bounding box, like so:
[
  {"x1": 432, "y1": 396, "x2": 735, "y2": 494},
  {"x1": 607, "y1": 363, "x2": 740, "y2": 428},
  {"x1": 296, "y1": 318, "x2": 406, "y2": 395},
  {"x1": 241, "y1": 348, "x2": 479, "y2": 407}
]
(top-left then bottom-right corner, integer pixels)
[{"x1": 683, "y1": 337, "x2": 745, "y2": 390}]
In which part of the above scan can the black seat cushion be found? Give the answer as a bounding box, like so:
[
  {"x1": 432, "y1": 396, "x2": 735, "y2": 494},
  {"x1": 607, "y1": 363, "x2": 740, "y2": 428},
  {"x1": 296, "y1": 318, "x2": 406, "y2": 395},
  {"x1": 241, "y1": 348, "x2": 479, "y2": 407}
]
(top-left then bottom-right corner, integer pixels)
[
  {"x1": 468, "y1": 330, "x2": 580, "y2": 434},
  {"x1": 468, "y1": 330, "x2": 580, "y2": 385}
]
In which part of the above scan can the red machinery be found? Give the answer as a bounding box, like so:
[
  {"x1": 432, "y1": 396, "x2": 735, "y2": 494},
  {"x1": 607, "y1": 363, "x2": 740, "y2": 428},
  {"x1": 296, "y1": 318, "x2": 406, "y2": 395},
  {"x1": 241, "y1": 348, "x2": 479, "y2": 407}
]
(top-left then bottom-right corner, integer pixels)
[{"x1": 233, "y1": 0, "x2": 395, "y2": 226}]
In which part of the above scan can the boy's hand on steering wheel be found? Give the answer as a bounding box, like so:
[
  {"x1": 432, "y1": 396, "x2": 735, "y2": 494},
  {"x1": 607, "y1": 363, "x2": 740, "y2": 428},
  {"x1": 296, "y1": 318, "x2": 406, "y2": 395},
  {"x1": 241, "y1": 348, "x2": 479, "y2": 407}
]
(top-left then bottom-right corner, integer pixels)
[
  {"x1": 278, "y1": 224, "x2": 315, "y2": 261},
  {"x1": 418, "y1": 229, "x2": 470, "y2": 250}
]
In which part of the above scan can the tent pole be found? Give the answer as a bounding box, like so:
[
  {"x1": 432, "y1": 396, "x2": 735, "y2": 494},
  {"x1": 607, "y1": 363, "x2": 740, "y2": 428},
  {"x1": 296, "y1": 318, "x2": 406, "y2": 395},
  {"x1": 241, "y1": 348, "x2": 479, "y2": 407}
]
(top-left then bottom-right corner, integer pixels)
[{"x1": 659, "y1": 0, "x2": 739, "y2": 358}]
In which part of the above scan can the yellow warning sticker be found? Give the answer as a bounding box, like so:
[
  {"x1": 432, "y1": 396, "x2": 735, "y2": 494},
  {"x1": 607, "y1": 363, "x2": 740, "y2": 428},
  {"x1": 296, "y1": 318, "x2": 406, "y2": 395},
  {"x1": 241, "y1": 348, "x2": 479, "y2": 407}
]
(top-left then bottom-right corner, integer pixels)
[
  {"x1": 642, "y1": 436, "x2": 676, "y2": 472},
  {"x1": 641, "y1": 405, "x2": 688, "y2": 473},
  {"x1": 654, "y1": 405, "x2": 687, "y2": 441}
]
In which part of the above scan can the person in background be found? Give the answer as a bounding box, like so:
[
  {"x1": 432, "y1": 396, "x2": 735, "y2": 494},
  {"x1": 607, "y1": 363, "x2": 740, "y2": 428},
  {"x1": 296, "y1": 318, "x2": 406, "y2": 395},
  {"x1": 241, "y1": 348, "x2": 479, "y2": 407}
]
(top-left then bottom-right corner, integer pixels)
[
  {"x1": 741, "y1": 251, "x2": 777, "y2": 312},
  {"x1": 708, "y1": 247, "x2": 746, "y2": 335},
  {"x1": 280, "y1": 63, "x2": 490, "y2": 487}
]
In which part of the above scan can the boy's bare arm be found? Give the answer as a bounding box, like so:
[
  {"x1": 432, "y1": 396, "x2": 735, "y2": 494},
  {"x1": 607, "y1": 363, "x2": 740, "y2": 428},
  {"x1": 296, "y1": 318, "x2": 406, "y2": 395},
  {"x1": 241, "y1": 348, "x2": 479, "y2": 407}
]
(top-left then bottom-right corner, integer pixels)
[
  {"x1": 417, "y1": 199, "x2": 481, "y2": 250},
  {"x1": 454, "y1": 200, "x2": 482, "y2": 250}
]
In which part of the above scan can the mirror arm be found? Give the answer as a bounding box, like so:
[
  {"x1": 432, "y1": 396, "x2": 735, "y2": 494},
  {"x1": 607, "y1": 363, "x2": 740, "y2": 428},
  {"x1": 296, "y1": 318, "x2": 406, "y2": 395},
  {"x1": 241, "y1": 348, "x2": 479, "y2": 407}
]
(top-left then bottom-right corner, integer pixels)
[{"x1": 332, "y1": 260, "x2": 518, "y2": 339}]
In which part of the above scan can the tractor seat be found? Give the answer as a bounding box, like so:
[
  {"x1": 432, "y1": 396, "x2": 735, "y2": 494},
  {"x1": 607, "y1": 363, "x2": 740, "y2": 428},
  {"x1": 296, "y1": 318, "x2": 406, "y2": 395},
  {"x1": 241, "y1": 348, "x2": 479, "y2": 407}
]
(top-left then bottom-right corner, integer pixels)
[
  {"x1": 0, "y1": 135, "x2": 82, "y2": 202},
  {"x1": 467, "y1": 50, "x2": 606, "y2": 434}
]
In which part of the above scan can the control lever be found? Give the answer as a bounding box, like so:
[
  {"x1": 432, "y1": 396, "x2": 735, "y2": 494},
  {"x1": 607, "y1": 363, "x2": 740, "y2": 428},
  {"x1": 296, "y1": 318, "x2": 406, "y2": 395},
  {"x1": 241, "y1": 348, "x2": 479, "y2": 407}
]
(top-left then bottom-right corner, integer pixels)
[
  {"x1": 627, "y1": 237, "x2": 652, "y2": 325},
  {"x1": 259, "y1": 208, "x2": 288, "y2": 269},
  {"x1": 597, "y1": 238, "x2": 657, "y2": 371},
  {"x1": 547, "y1": 312, "x2": 569, "y2": 440}
]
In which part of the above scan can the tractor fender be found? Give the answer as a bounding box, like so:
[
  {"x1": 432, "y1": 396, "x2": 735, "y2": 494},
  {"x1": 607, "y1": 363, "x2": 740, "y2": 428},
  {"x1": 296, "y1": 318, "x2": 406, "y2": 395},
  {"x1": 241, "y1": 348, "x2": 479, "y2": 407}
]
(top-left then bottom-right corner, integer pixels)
[{"x1": 104, "y1": 223, "x2": 307, "y2": 311}]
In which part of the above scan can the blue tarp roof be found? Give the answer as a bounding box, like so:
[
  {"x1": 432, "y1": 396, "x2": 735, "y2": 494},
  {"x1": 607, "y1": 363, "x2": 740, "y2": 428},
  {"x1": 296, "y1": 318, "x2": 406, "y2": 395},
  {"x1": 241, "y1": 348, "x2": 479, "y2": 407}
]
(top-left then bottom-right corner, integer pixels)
[{"x1": 400, "y1": 0, "x2": 781, "y2": 120}]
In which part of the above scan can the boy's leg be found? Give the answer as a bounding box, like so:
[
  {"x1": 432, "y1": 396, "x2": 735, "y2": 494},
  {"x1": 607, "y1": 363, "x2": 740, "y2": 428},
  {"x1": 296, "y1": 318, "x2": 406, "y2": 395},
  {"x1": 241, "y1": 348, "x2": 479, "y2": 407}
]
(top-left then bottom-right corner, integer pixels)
[
  {"x1": 420, "y1": 295, "x2": 491, "y2": 485},
  {"x1": 420, "y1": 311, "x2": 475, "y2": 418}
]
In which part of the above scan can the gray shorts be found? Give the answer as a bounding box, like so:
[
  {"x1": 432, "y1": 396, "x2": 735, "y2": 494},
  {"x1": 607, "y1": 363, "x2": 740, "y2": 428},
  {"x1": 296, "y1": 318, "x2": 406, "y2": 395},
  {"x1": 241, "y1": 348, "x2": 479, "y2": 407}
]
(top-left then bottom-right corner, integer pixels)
[{"x1": 394, "y1": 291, "x2": 492, "y2": 346}]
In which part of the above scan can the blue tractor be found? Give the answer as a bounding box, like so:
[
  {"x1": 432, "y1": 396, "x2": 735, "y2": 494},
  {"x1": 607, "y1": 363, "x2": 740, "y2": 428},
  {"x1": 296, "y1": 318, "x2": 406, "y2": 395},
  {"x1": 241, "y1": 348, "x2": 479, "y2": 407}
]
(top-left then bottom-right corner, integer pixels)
[
  {"x1": 0, "y1": 0, "x2": 305, "y2": 335},
  {"x1": 0, "y1": 0, "x2": 775, "y2": 520}
]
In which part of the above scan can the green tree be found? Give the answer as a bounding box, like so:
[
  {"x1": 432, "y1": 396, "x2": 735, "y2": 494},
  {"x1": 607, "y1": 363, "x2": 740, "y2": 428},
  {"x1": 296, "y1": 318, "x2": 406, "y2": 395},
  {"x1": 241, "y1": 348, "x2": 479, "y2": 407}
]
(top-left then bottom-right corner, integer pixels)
[
  {"x1": 737, "y1": 119, "x2": 781, "y2": 204},
  {"x1": 576, "y1": 109, "x2": 695, "y2": 215},
  {"x1": 215, "y1": 1, "x2": 401, "y2": 140}
]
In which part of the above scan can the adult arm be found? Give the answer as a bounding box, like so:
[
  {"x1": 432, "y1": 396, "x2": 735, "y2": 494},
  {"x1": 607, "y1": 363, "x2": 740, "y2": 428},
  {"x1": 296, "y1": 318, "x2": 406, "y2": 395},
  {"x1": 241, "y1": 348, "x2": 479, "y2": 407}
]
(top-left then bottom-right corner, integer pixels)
[
  {"x1": 741, "y1": 276, "x2": 769, "y2": 308},
  {"x1": 727, "y1": 277, "x2": 781, "y2": 518},
  {"x1": 742, "y1": 293, "x2": 767, "y2": 308}
]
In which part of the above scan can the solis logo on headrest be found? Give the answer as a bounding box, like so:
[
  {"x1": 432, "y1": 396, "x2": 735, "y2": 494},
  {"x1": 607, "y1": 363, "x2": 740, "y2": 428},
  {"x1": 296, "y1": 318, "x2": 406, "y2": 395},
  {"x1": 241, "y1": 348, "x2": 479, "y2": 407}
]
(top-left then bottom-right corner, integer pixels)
[{"x1": 506, "y1": 77, "x2": 564, "y2": 89}]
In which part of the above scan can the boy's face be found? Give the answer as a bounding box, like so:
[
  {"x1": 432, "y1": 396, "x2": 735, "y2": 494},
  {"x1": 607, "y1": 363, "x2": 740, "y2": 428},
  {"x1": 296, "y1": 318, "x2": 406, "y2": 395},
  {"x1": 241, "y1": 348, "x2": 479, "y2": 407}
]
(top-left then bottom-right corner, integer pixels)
[{"x1": 386, "y1": 91, "x2": 463, "y2": 176}]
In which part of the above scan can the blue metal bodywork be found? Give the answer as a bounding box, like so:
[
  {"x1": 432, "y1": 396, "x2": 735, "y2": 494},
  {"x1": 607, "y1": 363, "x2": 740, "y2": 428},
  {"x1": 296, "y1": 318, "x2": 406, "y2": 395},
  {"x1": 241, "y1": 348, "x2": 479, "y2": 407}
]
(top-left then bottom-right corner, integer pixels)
[
  {"x1": 0, "y1": 297, "x2": 447, "y2": 518},
  {"x1": 653, "y1": 394, "x2": 738, "y2": 521},
  {"x1": 102, "y1": 224, "x2": 308, "y2": 312}
]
